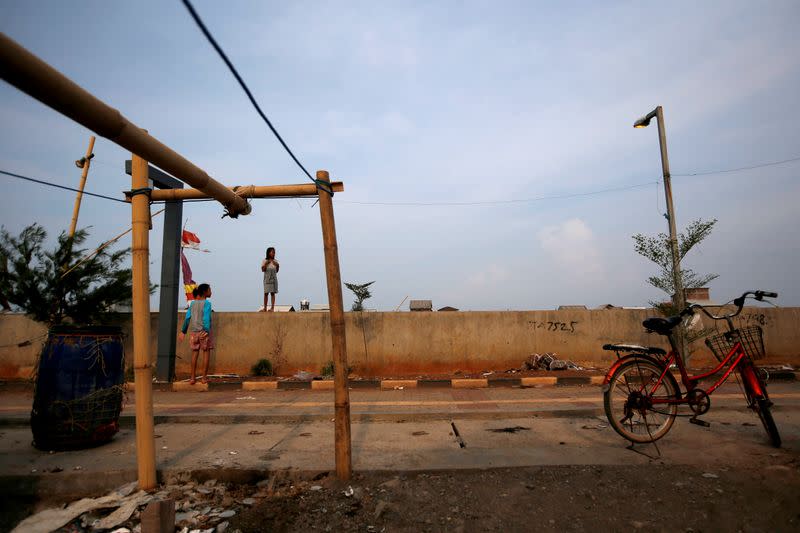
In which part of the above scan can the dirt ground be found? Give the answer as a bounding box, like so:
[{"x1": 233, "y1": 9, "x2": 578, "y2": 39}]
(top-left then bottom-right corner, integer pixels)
[{"x1": 229, "y1": 463, "x2": 800, "y2": 533}]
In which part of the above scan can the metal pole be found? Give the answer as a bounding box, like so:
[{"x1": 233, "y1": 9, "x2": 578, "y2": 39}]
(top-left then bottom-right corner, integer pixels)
[
  {"x1": 0, "y1": 32, "x2": 250, "y2": 217},
  {"x1": 654, "y1": 106, "x2": 689, "y2": 357},
  {"x1": 156, "y1": 197, "x2": 183, "y2": 382},
  {"x1": 68, "y1": 136, "x2": 95, "y2": 237},
  {"x1": 316, "y1": 170, "x2": 352, "y2": 480},
  {"x1": 131, "y1": 153, "x2": 157, "y2": 489}
]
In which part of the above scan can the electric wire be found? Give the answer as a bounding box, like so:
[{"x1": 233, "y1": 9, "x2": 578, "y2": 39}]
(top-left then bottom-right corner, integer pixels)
[
  {"x1": 0, "y1": 169, "x2": 127, "y2": 204},
  {"x1": 672, "y1": 155, "x2": 800, "y2": 177},
  {"x1": 3, "y1": 150, "x2": 799, "y2": 208},
  {"x1": 180, "y1": 0, "x2": 320, "y2": 190},
  {"x1": 339, "y1": 181, "x2": 659, "y2": 206}
]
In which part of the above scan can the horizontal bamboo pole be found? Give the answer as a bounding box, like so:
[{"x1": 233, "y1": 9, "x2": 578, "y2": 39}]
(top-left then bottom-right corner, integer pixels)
[
  {"x1": 0, "y1": 32, "x2": 250, "y2": 217},
  {"x1": 147, "y1": 181, "x2": 344, "y2": 201}
]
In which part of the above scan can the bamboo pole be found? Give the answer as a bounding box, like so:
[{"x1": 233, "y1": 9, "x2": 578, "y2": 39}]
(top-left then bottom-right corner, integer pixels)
[
  {"x1": 316, "y1": 170, "x2": 352, "y2": 480},
  {"x1": 147, "y1": 181, "x2": 344, "y2": 202},
  {"x1": 131, "y1": 153, "x2": 157, "y2": 490},
  {"x1": 0, "y1": 32, "x2": 250, "y2": 217},
  {"x1": 68, "y1": 136, "x2": 95, "y2": 237}
]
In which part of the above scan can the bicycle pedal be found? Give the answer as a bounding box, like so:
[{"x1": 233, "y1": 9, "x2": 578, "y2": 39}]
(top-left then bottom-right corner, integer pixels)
[{"x1": 690, "y1": 418, "x2": 710, "y2": 428}]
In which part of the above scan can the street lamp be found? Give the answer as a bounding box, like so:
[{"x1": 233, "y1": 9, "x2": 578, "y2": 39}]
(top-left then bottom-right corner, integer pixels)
[{"x1": 634, "y1": 106, "x2": 688, "y2": 355}]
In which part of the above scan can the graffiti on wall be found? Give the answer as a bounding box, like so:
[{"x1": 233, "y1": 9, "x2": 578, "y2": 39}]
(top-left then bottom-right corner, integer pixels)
[{"x1": 528, "y1": 320, "x2": 579, "y2": 333}]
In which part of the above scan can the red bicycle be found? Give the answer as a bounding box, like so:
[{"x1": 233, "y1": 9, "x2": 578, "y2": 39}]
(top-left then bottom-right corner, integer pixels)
[{"x1": 602, "y1": 290, "x2": 781, "y2": 447}]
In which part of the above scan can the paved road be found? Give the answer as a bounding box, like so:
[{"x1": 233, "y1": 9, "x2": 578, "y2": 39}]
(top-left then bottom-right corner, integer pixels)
[{"x1": 1, "y1": 383, "x2": 798, "y2": 481}]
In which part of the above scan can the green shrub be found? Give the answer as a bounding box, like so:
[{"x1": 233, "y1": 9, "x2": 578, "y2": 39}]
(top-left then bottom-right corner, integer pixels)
[
  {"x1": 251, "y1": 358, "x2": 273, "y2": 377},
  {"x1": 321, "y1": 361, "x2": 354, "y2": 377},
  {"x1": 321, "y1": 360, "x2": 335, "y2": 377}
]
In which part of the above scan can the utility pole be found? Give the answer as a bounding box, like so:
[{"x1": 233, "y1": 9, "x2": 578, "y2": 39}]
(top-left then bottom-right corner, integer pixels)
[
  {"x1": 68, "y1": 135, "x2": 95, "y2": 237},
  {"x1": 635, "y1": 105, "x2": 689, "y2": 358},
  {"x1": 653, "y1": 107, "x2": 686, "y2": 317}
]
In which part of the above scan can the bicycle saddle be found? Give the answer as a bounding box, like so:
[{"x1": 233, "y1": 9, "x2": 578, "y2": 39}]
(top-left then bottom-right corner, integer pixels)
[
  {"x1": 642, "y1": 315, "x2": 682, "y2": 336},
  {"x1": 602, "y1": 343, "x2": 666, "y2": 355}
]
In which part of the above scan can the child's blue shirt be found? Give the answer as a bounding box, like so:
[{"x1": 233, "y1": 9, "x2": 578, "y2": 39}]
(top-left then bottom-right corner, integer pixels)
[{"x1": 181, "y1": 299, "x2": 212, "y2": 333}]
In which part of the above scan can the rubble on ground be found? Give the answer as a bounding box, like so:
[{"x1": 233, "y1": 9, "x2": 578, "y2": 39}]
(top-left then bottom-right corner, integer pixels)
[
  {"x1": 524, "y1": 353, "x2": 584, "y2": 371},
  {"x1": 11, "y1": 475, "x2": 262, "y2": 533}
]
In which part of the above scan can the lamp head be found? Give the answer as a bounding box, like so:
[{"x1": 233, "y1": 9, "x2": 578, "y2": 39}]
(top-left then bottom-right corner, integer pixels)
[{"x1": 633, "y1": 116, "x2": 651, "y2": 128}]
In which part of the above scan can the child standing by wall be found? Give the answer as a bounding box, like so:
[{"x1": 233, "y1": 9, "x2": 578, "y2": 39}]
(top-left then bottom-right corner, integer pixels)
[
  {"x1": 261, "y1": 246, "x2": 279, "y2": 312},
  {"x1": 178, "y1": 283, "x2": 213, "y2": 384}
]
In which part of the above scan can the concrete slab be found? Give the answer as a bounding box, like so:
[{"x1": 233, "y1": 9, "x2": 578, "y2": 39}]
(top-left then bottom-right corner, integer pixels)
[
  {"x1": 521, "y1": 377, "x2": 557, "y2": 386},
  {"x1": 172, "y1": 382, "x2": 208, "y2": 392},
  {"x1": 310, "y1": 380, "x2": 334, "y2": 390}
]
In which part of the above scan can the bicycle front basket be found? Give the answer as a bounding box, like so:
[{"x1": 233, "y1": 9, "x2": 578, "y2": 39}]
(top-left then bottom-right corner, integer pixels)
[{"x1": 704, "y1": 326, "x2": 765, "y2": 362}]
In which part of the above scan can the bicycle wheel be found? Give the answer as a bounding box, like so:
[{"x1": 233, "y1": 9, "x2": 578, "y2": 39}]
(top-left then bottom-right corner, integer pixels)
[
  {"x1": 754, "y1": 398, "x2": 781, "y2": 448},
  {"x1": 604, "y1": 358, "x2": 680, "y2": 443},
  {"x1": 739, "y1": 364, "x2": 781, "y2": 447}
]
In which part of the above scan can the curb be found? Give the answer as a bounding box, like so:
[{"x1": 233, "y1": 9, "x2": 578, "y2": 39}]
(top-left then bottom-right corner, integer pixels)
[
  {"x1": 164, "y1": 371, "x2": 798, "y2": 392},
  {"x1": 3, "y1": 401, "x2": 794, "y2": 429}
]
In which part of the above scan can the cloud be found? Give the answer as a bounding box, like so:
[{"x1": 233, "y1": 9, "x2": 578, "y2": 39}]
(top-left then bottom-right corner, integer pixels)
[
  {"x1": 537, "y1": 218, "x2": 603, "y2": 279},
  {"x1": 466, "y1": 263, "x2": 509, "y2": 290}
]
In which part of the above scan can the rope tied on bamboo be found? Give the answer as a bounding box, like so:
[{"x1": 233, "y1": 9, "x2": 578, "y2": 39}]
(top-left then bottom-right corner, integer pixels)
[
  {"x1": 315, "y1": 179, "x2": 334, "y2": 197},
  {"x1": 128, "y1": 187, "x2": 152, "y2": 198}
]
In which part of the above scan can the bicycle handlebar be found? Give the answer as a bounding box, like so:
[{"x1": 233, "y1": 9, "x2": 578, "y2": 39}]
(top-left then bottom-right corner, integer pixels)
[{"x1": 681, "y1": 290, "x2": 778, "y2": 321}]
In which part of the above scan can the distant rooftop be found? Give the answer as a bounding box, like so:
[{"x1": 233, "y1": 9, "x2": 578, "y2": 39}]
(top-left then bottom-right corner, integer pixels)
[{"x1": 410, "y1": 300, "x2": 432, "y2": 311}]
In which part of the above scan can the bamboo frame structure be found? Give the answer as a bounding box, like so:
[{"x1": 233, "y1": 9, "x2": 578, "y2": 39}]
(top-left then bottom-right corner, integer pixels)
[
  {"x1": 0, "y1": 32, "x2": 250, "y2": 217},
  {"x1": 0, "y1": 31, "x2": 354, "y2": 483},
  {"x1": 146, "y1": 181, "x2": 344, "y2": 202},
  {"x1": 68, "y1": 136, "x2": 95, "y2": 237},
  {"x1": 316, "y1": 171, "x2": 352, "y2": 479},
  {"x1": 130, "y1": 154, "x2": 157, "y2": 489}
]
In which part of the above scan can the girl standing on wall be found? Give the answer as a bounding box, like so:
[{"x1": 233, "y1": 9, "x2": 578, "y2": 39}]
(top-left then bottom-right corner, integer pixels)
[{"x1": 261, "y1": 246, "x2": 279, "y2": 312}]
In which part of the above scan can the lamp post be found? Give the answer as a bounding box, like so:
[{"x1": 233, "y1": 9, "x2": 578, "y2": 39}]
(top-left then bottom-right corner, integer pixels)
[{"x1": 634, "y1": 106, "x2": 689, "y2": 357}]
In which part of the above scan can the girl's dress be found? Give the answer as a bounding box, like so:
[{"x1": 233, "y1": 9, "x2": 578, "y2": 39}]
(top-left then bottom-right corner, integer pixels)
[{"x1": 263, "y1": 260, "x2": 278, "y2": 294}]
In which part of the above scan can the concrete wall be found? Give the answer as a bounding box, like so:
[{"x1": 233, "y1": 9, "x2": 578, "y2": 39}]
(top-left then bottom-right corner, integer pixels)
[{"x1": 1, "y1": 308, "x2": 798, "y2": 379}]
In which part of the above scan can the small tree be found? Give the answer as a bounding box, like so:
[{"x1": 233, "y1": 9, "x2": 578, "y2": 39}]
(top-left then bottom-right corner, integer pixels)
[
  {"x1": 632, "y1": 218, "x2": 719, "y2": 315},
  {"x1": 0, "y1": 223, "x2": 133, "y2": 325},
  {"x1": 344, "y1": 281, "x2": 375, "y2": 312}
]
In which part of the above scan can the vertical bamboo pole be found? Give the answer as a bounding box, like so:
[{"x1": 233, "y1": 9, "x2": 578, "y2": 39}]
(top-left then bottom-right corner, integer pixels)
[
  {"x1": 68, "y1": 136, "x2": 96, "y2": 237},
  {"x1": 131, "y1": 152, "x2": 157, "y2": 489},
  {"x1": 316, "y1": 170, "x2": 352, "y2": 480}
]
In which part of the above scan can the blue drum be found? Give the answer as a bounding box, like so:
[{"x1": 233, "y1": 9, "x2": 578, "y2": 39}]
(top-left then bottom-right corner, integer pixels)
[{"x1": 31, "y1": 325, "x2": 125, "y2": 450}]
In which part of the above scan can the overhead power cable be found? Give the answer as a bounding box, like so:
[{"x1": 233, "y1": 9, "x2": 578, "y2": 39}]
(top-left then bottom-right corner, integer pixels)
[
  {"x1": 0, "y1": 169, "x2": 127, "y2": 204},
  {"x1": 180, "y1": 0, "x2": 325, "y2": 192},
  {"x1": 339, "y1": 181, "x2": 659, "y2": 206},
  {"x1": 672, "y1": 155, "x2": 800, "y2": 177},
  {"x1": 3, "y1": 152, "x2": 798, "y2": 209}
]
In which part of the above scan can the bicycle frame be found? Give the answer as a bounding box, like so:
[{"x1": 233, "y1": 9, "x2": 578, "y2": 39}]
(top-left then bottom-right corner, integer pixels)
[{"x1": 645, "y1": 341, "x2": 765, "y2": 406}]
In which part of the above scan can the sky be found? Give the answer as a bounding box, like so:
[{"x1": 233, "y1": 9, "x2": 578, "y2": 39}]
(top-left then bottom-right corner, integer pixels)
[{"x1": 1, "y1": 0, "x2": 799, "y2": 312}]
